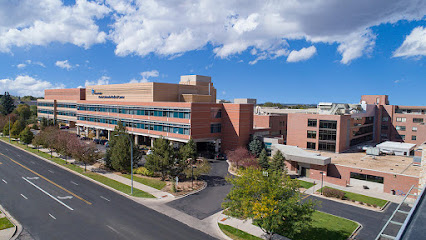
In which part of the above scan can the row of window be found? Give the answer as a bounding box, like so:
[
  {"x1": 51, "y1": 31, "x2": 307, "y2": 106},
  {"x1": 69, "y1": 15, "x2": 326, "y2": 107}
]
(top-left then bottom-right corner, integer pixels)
[
  {"x1": 57, "y1": 103, "x2": 77, "y2": 109},
  {"x1": 37, "y1": 102, "x2": 54, "y2": 107},
  {"x1": 350, "y1": 172, "x2": 384, "y2": 184},
  {"x1": 396, "y1": 117, "x2": 424, "y2": 123},
  {"x1": 395, "y1": 135, "x2": 417, "y2": 141},
  {"x1": 57, "y1": 111, "x2": 76, "y2": 117},
  {"x1": 77, "y1": 104, "x2": 191, "y2": 119},
  {"x1": 37, "y1": 109, "x2": 54, "y2": 115},
  {"x1": 352, "y1": 125, "x2": 374, "y2": 137},
  {"x1": 307, "y1": 119, "x2": 337, "y2": 129},
  {"x1": 77, "y1": 115, "x2": 191, "y2": 135},
  {"x1": 395, "y1": 109, "x2": 426, "y2": 115},
  {"x1": 318, "y1": 142, "x2": 335, "y2": 152}
]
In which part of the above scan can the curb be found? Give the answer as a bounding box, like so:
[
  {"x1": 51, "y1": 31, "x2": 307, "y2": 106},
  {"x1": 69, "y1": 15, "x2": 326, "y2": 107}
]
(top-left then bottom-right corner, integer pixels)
[
  {"x1": 311, "y1": 192, "x2": 388, "y2": 212},
  {"x1": 0, "y1": 204, "x2": 22, "y2": 240},
  {"x1": 316, "y1": 210, "x2": 363, "y2": 240},
  {"x1": 173, "y1": 180, "x2": 208, "y2": 200}
]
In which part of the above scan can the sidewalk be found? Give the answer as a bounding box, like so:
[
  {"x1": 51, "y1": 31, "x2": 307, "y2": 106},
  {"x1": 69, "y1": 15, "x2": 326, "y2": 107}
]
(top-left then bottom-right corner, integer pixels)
[
  {"x1": 0, "y1": 204, "x2": 22, "y2": 240},
  {"x1": 297, "y1": 177, "x2": 405, "y2": 203}
]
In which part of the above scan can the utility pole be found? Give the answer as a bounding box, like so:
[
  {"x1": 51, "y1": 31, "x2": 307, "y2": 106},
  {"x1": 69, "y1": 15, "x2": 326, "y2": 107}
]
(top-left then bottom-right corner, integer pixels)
[{"x1": 8, "y1": 115, "x2": 11, "y2": 143}]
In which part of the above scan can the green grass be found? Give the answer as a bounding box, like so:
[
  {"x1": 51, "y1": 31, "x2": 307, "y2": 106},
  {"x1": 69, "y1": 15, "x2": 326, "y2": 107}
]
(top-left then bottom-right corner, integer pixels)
[
  {"x1": 284, "y1": 211, "x2": 358, "y2": 240},
  {"x1": 317, "y1": 186, "x2": 388, "y2": 207},
  {"x1": 0, "y1": 217, "x2": 14, "y2": 230},
  {"x1": 122, "y1": 174, "x2": 166, "y2": 190},
  {"x1": 0, "y1": 137, "x2": 155, "y2": 198},
  {"x1": 218, "y1": 223, "x2": 262, "y2": 240},
  {"x1": 297, "y1": 180, "x2": 315, "y2": 189}
]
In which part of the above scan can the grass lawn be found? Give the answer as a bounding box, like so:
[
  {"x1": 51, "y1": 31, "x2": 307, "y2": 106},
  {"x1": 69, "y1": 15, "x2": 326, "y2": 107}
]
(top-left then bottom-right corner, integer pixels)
[
  {"x1": 0, "y1": 137, "x2": 155, "y2": 198},
  {"x1": 297, "y1": 180, "x2": 315, "y2": 189},
  {"x1": 317, "y1": 186, "x2": 388, "y2": 207},
  {"x1": 122, "y1": 174, "x2": 166, "y2": 190},
  {"x1": 218, "y1": 223, "x2": 262, "y2": 240},
  {"x1": 284, "y1": 211, "x2": 358, "y2": 240},
  {"x1": 0, "y1": 217, "x2": 14, "y2": 230}
]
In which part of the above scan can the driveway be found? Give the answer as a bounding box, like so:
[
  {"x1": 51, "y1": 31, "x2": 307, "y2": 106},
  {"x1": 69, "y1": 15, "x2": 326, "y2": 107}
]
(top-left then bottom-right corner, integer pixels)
[{"x1": 166, "y1": 159, "x2": 231, "y2": 220}]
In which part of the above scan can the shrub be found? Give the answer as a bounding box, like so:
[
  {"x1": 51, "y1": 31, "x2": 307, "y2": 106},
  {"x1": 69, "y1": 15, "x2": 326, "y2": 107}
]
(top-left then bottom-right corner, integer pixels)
[
  {"x1": 372, "y1": 204, "x2": 377, "y2": 208},
  {"x1": 134, "y1": 167, "x2": 155, "y2": 177},
  {"x1": 323, "y1": 188, "x2": 345, "y2": 199},
  {"x1": 359, "y1": 202, "x2": 364, "y2": 205},
  {"x1": 351, "y1": 199, "x2": 356, "y2": 202},
  {"x1": 366, "y1": 203, "x2": 371, "y2": 207}
]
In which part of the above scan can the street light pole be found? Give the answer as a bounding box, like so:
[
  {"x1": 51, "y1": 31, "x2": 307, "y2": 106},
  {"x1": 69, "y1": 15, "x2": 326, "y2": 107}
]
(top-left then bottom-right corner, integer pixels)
[
  {"x1": 8, "y1": 115, "x2": 10, "y2": 143},
  {"x1": 320, "y1": 171, "x2": 324, "y2": 195},
  {"x1": 115, "y1": 133, "x2": 134, "y2": 195}
]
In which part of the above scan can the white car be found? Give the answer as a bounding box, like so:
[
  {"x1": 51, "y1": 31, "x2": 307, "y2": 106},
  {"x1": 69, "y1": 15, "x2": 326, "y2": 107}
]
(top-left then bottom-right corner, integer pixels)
[{"x1": 146, "y1": 150, "x2": 153, "y2": 155}]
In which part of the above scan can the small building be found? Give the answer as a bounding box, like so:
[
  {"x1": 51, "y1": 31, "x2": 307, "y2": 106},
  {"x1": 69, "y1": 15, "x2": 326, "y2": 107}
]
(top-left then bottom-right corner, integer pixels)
[
  {"x1": 376, "y1": 141, "x2": 416, "y2": 156},
  {"x1": 234, "y1": 98, "x2": 257, "y2": 104}
]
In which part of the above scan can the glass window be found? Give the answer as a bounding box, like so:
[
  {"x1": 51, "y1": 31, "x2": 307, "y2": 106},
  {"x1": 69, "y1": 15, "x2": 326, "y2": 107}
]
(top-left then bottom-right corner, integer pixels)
[
  {"x1": 396, "y1": 126, "x2": 406, "y2": 131},
  {"x1": 401, "y1": 135, "x2": 405, "y2": 140},
  {"x1": 319, "y1": 129, "x2": 336, "y2": 141},
  {"x1": 382, "y1": 117, "x2": 389, "y2": 122},
  {"x1": 307, "y1": 130, "x2": 317, "y2": 139},
  {"x1": 412, "y1": 135, "x2": 416, "y2": 141},
  {"x1": 318, "y1": 142, "x2": 336, "y2": 152},
  {"x1": 381, "y1": 125, "x2": 388, "y2": 130},
  {"x1": 308, "y1": 119, "x2": 317, "y2": 127},
  {"x1": 412, "y1": 127, "x2": 417, "y2": 132},
  {"x1": 396, "y1": 117, "x2": 406, "y2": 122},
  {"x1": 319, "y1": 120, "x2": 337, "y2": 129},
  {"x1": 210, "y1": 123, "x2": 222, "y2": 133},
  {"x1": 307, "y1": 142, "x2": 316, "y2": 150},
  {"x1": 413, "y1": 118, "x2": 424, "y2": 123}
]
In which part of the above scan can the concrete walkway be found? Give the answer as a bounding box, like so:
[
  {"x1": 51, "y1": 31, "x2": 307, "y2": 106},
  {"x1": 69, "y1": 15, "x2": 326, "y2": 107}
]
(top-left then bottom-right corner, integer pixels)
[{"x1": 0, "y1": 205, "x2": 21, "y2": 240}]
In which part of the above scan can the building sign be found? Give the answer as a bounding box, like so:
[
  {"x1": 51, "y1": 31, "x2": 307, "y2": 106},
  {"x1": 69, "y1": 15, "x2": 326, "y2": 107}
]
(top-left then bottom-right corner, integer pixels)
[{"x1": 91, "y1": 89, "x2": 125, "y2": 99}]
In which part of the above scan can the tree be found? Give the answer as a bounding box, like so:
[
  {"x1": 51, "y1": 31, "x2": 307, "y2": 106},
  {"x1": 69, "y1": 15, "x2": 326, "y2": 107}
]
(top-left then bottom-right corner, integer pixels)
[
  {"x1": 1, "y1": 92, "x2": 15, "y2": 115},
  {"x1": 258, "y1": 149, "x2": 269, "y2": 169},
  {"x1": 71, "y1": 142, "x2": 101, "y2": 171},
  {"x1": 20, "y1": 127, "x2": 34, "y2": 145},
  {"x1": 223, "y1": 168, "x2": 316, "y2": 239},
  {"x1": 176, "y1": 138, "x2": 197, "y2": 176},
  {"x1": 106, "y1": 121, "x2": 140, "y2": 172},
  {"x1": 183, "y1": 158, "x2": 211, "y2": 180},
  {"x1": 30, "y1": 105, "x2": 37, "y2": 117},
  {"x1": 270, "y1": 150, "x2": 285, "y2": 172},
  {"x1": 145, "y1": 137, "x2": 174, "y2": 180},
  {"x1": 10, "y1": 119, "x2": 25, "y2": 138},
  {"x1": 226, "y1": 147, "x2": 257, "y2": 169},
  {"x1": 248, "y1": 137, "x2": 264, "y2": 157},
  {"x1": 14, "y1": 104, "x2": 31, "y2": 122},
  {"x1": 2, "y1": 120, "x2": 12, "y2": 135}
]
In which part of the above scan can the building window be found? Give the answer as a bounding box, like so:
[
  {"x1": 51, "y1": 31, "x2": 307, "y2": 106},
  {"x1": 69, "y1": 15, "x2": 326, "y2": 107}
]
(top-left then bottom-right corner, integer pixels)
[
  {"x1": 211, "y1": 109, "x2": 222, "y2": 118},
  {"x1": 319, "y1": 129, "x2": 337, "y2": 141},
  {"x1": 350, "y1": 172, "x2": 384, "y2": 184},
  {"x1": 413, "y1": 118, "x2": 424, "y2": 123},
  {"x1": 382, "y1": 117, "x2": 389, "y2": 122},
  {"x1": 210, "y1": 123, "x2": 222, "y2": 133},
  {"x1": 381, "y1": 133, "x2": 388, "y2": 138},
  {"x1": 307, "y1": 142, "x2": 316, "y2": 150},
  {"x1": 412, "y1": 127, "x2": 417, "y2": 132},
  {"x1": 412, "y1": 135, "x2": 417, "y2": 141},
  {"x1": 400, "y1": 135, "x2": 405, "y2": 140},
  {"x1": 381, "y1": 125, "x2": 388, "y2": 130},
  {"x1": 308, "y1": 119, "x2": 317, "y2": 127},
  {"x1": 318, "y1": 142, "x2": 336, "y2": 152},
  {"x1": 307, "y1": 130, "x2": 317, "y2": 139},
  {"x1": 396, "y1": 126, "x2": 406, "y2": 131},
  {"x1": 319, "y1": 120, "x2": 337, "y2": 129},
  {"x1": 396, "y1": 117, "x2": 406, "y2": 122}
]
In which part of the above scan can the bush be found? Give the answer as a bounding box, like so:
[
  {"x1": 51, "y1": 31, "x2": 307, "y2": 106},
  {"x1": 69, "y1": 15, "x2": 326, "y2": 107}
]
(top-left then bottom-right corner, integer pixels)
[
  {"x1": 359, "y1": 202, "x2": 364, "y2": 205},
  {"x1": 323, "y1": 188, "x2": 345, "y2": 199},
  {"x1": 134, "y1": 167, "x2": 155, "y2": 177},
  {"x1": 372, "y1": 204, "x2": 377, "y2": 208},
  {"x1": 366, "y1": 203, "x2": 371, "y2": 207},
  {"x1": 351, "y1": 199, "x2": 356, "y2": 202}
]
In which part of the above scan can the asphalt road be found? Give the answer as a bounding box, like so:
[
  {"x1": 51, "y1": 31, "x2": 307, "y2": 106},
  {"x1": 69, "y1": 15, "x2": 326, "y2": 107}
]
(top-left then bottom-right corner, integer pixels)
[
  {"x1": 0, "y1": 140, "x2": 216, "y2": 240},
  {"x1": 166, "y1": 159, "x2": 231, "y2": 220}
]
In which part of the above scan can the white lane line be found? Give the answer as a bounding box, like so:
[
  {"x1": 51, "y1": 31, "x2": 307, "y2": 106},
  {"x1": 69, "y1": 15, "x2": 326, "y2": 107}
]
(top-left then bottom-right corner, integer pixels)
[
  {"x1": 17, "y1": 154, "x2": 21, "y2": 157},
  {"x1": 100, "y1": 196, "x2": 110, "y2": 202},
  {"x1": 48, "y1": 170, "x2": 54, "y2": 174},
  {"x1": 2, "y1": 179, "x2": 7, "y2": 184},
  {"x1": 27, "y1": 177, "x2": 39, "y2": 180},
  {"x1": 57, "y1": 196, "x2": 73, "y2": 200},
  {"x1": 106, "y1": 225, "x2": 120, "y2": 234},
  {"x1": 70, "y1": 181, "x2": 79, "y2": 186},
  {"x1": 49, "y1": 213, "x2": 56, "y2": 220},
  {"x1": 30, "y1": 161, "x2": 36, "y2": 164},
  {"x1": 22, "y1": 177, "x2": 74, "y2": 211},
  {"x1": 20, "y1": 194, "x2": 28, "y2": 200}
]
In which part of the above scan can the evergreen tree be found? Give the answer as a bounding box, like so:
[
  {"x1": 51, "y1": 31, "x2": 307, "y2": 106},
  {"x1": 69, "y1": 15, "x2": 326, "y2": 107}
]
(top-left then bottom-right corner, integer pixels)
[
  {"x1": 10, "y1": 119, "x2": 25, "y2": 138},
  {"x1": 248, "y1": 137, "x2": 264, "y2": 157},
  {"x1": 14, "y1": 104, "x2": 31, "y2": 122},
  {"x1": 106, "y1": 121, "x2": 140, "y2": 172},
  {"x1": 20, "y1": 127, "x2": 34, "y2": 145},
  {"x1": 270, "y1": 150, "x2": 285, "y2": 172},
  {"x1": 3, "y1": 120, "x2": 12, "y2": 135},
  {"x1": 258, "y1": 149, "x2": 269, "y2": 169},
  {"x1": 145, "y1": 137, "x2": 174, "y2": 180},
  {"x1": 1, "y1": 92, "x2": 15, "y2": 115}
]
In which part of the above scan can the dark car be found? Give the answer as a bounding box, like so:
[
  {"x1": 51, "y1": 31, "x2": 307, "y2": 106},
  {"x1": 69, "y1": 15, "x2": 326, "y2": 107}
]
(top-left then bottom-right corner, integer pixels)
[
  {"x1": 60, "y1": 125, "x2": 69, "y2": 129},
  {"x1": 216, "y1": 153, "x2": 227, "y2": 160},
  {"x1": 99, "y1": 139, "x2": 108, "y2": 145},
  {"x1": 80, "y1": 136, "x2": 89, "y2": 140},
  {"x1": 93, "y1": 139, "x2": 100, "y2": 144}
]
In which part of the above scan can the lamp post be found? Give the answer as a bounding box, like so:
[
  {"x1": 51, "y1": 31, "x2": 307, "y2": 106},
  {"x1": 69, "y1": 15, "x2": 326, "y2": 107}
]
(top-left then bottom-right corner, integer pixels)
[
  {"x1": 115, "y1": 133, "x2": 134, "y2": 195},
  {"x1": 191, "y1": 165, "x2": 197, "y2": 190},
  {"x1": 8, "y1": 115, "x2": 10, "y2": 143},
  {"x1": 320, "y1": 171, "x2": 324, "y2": 195}
]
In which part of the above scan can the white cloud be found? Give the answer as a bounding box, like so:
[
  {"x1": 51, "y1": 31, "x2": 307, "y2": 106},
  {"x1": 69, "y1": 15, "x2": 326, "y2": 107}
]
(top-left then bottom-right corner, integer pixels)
[
  {"x1": 287, "y1": 46, "x2": 317, "y2": 62},
  {"x1": 393, "y1": 26, "x2": 426, "y2": 58},
  {"x1": 55, "y1": 60, "x2": 73, "y2": 70},
  {"x1": 130, "y1": 70, "x2": 159, "y2": 83},
  {"x1": 0, "y1": 75, "x2": 65, "y2": 97},
  {"x1": 16, "y1": 60, "x2": 46, "y2": 68},
  {"x1": 85, "y1": 76, "x2": 110, "y2": 86},
  {"x1": 107, "y1": 0, "x2": 426, "y2": 64},
  {"x1": 0, "y1": 0, "x2": 110, "y2": 53},
  {"x1": 394, "y1": 79, "x2": 400, "y2": 84},
  {"x1": 17, "y1": 63, "x2": 26, "y2": 68}
]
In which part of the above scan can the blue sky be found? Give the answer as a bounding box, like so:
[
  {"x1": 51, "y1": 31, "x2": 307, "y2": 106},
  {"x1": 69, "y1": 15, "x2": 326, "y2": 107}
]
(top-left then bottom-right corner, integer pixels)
[{"x1": 0, "y1": 0, "x2": 425, "y2": 106}]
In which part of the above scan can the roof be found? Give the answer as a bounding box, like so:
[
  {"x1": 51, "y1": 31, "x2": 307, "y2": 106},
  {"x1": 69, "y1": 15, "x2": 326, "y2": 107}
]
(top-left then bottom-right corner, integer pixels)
[
  {"x1": 272, "y1": 144, "x2": 331, "y2": 166},
  {"x1": 376, "y1": 141, "x2": 416, "y2": 151}
]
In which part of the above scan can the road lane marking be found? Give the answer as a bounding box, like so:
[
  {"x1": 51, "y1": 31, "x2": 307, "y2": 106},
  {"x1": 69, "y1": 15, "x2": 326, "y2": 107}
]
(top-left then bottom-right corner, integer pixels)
[
  {"x1": 27, "y1": 177, "x2": 39, "y2": 180},
  {"x1": 2, "y1": 179, "x2": 7, "y2": 184},
  {"x1": 70, "y1": 181, "x2": 78, "y2": 186},
  {"x1": 49, "y1": 213, "x2": 56, "y2": 220},
  {"x1": 301, "y1": 194, "x2": 310, "y2": 201},
  {"x1": 57, "y1": 196, "x2": 73, "y2": 200},
  {"x1": 100, "y1": 196, "x2": 110, "y2": 202},
  {"x1": 22, "y1": 177, "x2": 74, "y2": 211},
  {"x1": 30, "y1": 161, "x2": 35, "y2": 164},
  {"x1": 48, "y1": 170, "x2": 54, "y2": 174},
  {"x1": 106, "y1": 225, "x2": 120, "y2": 234},
  {"x1": 20, "y1": 194, "x2": 28, "y2": 200},
  {"x1": 0, "y1": 152, "x2": 92, "y2": 205}
]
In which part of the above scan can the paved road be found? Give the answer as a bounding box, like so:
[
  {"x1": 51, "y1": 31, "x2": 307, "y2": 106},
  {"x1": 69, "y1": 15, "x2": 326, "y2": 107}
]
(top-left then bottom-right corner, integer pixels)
[
  {"x1": 166, "y1": 159, "x2": 231, "y2": 220},
  {"x1": 305, "y1": 195, "x2": 397, "y2": 240},
  {"x1": 0, "y1": 140, "x2": 216, "y2": 240}
]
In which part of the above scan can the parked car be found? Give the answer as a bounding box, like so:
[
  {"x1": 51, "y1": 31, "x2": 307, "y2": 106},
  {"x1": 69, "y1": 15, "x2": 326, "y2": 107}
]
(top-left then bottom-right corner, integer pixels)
[
  {"x1": 146, "y1": 150, "x2": 153, "y2": 155},
  {"x1": 99, "y1": 139, "x2": 108, "y2": 145},
  {"x1": 216, "y1": 153, "x2": 227, "y2": 160},
  {"x1": 80, "y1": 136, "x2": 89, "y2": 140},
  {"x1": 93, "y1": 138, "x2": 100, "y2": 144},
  {"x1": 60, "y1": 125, "x2": 69, "y2": 129}
]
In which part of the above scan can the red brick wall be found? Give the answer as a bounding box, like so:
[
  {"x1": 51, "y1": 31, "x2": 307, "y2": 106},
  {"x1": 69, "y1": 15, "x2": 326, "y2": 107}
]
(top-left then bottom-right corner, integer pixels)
[
  {"x1": 45, "y1": 88, "x2": 85, "y2": 100},
  {"x1": 221, "y1": 104, "x2": 253, "y2": 152},
  {"x1": 253, "y1": 114, "x2": 287, "y2": 137}
]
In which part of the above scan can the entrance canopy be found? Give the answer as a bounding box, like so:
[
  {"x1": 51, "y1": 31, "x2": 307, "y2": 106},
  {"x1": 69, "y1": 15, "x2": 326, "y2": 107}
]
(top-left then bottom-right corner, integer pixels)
[{"x1": 272, "y1": 144, "x2": 331, "y2": 166}]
